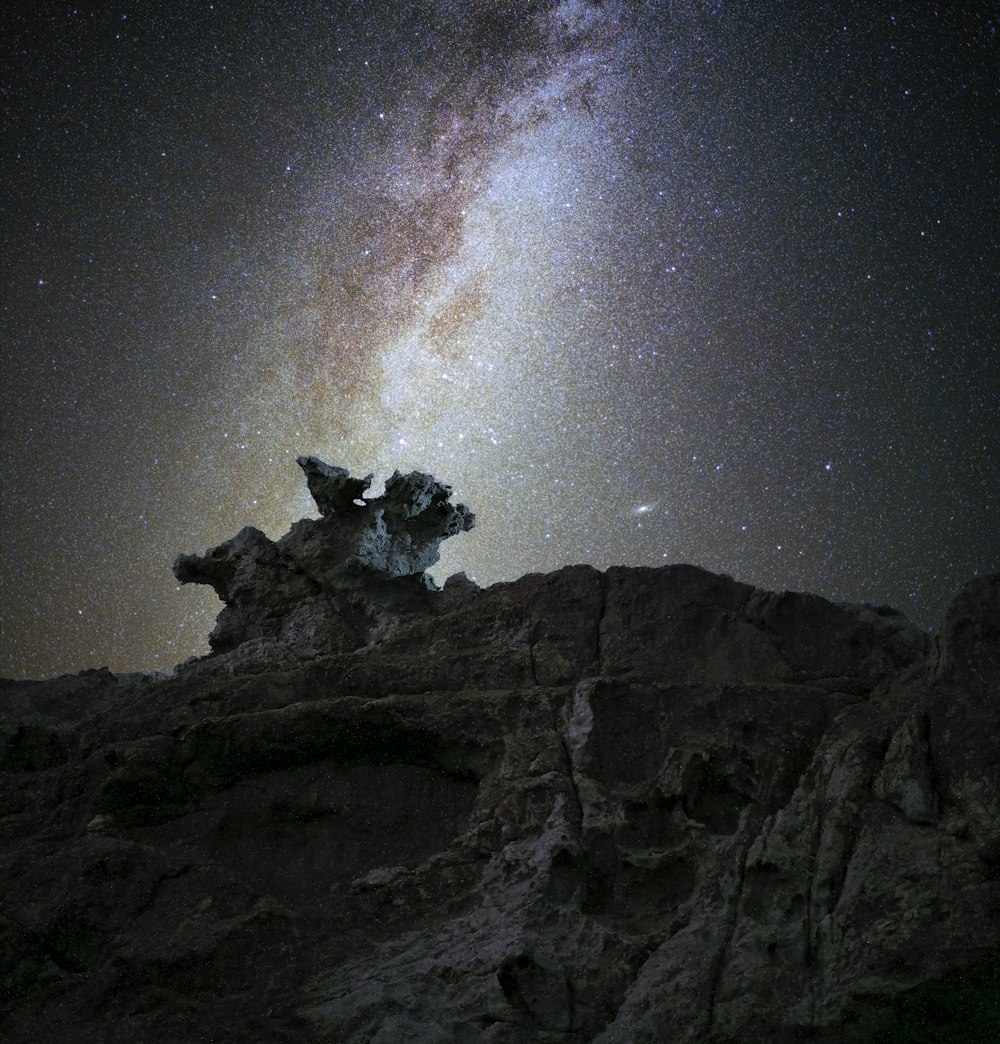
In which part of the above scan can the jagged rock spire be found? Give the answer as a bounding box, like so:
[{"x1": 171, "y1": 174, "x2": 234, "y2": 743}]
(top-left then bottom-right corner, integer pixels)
[
  {"x1": 296, "y1": 456, "x2": 373, "y2": 515},
  {"x1": 172, "y1": 457, "x2": 475, "y2": 664}
]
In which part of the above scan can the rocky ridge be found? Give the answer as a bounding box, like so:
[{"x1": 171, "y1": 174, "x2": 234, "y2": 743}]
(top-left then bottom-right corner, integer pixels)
[{"x1": 1, "y1": 460, "x2": 998, "y2": 1042}]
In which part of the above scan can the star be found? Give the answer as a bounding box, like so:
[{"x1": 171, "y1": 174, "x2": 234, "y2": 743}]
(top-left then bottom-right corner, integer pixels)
[{"x1": 1, "y1": 2, "x2": 996, "y2": 678}]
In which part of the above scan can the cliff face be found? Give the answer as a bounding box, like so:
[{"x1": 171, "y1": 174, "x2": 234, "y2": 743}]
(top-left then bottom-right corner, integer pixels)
[{"x1": 2, "y1": 462, "x2": 998, "y2": 1043}]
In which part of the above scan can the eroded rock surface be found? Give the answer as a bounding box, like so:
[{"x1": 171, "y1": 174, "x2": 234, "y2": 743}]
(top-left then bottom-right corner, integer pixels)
[
  {"x1": 171, "y1": 457, "x2": 475, "y2": 669},
  {"x1": 2, "y1": 469, "x2": 998, "y2": 1043}
]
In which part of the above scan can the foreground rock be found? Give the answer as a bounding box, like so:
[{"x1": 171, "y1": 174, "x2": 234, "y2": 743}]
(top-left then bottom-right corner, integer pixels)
[{"x1": 2, "y1": 465, "x2": 998, "y2": 1043}]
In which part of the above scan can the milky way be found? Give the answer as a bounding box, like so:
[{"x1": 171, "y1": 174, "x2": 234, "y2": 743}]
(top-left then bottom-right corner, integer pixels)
[{"x1": 2, "y1": 2, "x2": 997, "y2": 678}]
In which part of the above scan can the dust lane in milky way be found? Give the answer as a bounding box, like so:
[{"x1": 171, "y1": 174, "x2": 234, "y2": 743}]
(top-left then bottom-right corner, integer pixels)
[
  {"x1": 1, "y1": 2, "x2": 997, "y2": 678},
  {"x1": 240, "y1": 3, "x2": 702, "y2": 582}
]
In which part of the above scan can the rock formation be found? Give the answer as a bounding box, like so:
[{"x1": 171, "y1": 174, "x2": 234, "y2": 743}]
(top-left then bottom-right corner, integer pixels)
[
  {"x1": 171, "y1": 457, "x2": 475, "y2": 671},
  {"x1": 2, "y1": 460, "x2": 998, "y2": 1043}
]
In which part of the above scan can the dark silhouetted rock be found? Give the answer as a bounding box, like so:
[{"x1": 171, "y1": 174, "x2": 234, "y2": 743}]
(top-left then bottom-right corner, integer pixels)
[
  {"x1": 1, "y1": 464, "x2": 997, "y2": 1044},
  {"x1": 297, "y1": 456, "x2": 373, "y2": 515}
]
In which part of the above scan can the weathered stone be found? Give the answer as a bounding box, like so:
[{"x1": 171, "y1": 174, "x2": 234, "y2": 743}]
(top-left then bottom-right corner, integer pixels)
[
  {"x1": 873, "y1": 715, "x2": 939, "y2": 825},
  {"x1": 297, "y1": 456, "x2": 373, "y2": 516},
  {"x1": 2, "y1": 468, "x2": 997, "y2": 1043},
  {"x1": 170, "y1": 458, "x2": 475, "y2": 670}
]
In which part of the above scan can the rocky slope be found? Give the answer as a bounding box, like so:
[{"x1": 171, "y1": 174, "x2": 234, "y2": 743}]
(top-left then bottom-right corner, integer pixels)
[{"x1": 2, "y1": 460, "x2": 998, "y2": 1042}]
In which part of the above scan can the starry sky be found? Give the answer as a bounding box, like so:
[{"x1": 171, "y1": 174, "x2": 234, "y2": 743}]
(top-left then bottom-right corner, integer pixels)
[{"x1": 2, "y1": 1, "x2": 998, "y2": 680}]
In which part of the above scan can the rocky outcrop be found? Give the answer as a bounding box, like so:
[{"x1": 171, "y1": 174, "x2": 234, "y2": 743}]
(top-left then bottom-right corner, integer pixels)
[
  {"x1": 2, "y1": 465, "x2": 998, "y2": 1043},
  {"x1": 172, "y1": 457, "x2": 475, "y2": 669}
]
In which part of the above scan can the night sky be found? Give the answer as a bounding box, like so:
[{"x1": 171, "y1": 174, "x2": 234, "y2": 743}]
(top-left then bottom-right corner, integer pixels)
[{"x1": 2, "y1": 1, "x2": 998, "y2": 680}]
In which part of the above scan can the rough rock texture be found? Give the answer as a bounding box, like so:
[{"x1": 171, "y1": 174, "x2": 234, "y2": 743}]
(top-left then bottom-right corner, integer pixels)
[
  {"x1": 172, "y1": 457, "x2": 475, "y2": 670},
  {"x1": 2, "y1": 470, "x2": 998, "y2": 1043}
]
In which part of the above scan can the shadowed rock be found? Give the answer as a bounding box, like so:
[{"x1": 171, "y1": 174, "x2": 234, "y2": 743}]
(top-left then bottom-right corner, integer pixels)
[
  {"x1": 170, "y1": 457, "x2": 475, "y2": 668},
  {"x1": 2, "y1": 462, "x2": 997, "y2": 1044},
  {"x1": 297, "y1": 456, "x2": 373, "y2": 516}
]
